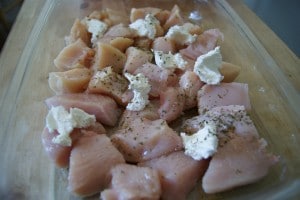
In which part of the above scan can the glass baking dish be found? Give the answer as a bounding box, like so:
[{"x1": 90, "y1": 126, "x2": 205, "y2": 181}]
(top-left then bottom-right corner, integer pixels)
[{"x1": 0, "y1": 0, "x2": 299, "y2": 199}]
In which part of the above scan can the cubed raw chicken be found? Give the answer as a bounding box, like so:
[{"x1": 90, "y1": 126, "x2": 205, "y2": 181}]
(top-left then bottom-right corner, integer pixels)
[
  {"x1": 183, "y1": 22, "x2": 203, "y2": 35},
  {"x1": 88, "y1": 67, "x2": 129, "y2": 106},
  {"x1": 104, "y1": 8, "x2": 130, "y2": 25},
  {"x1": 202, "y1": 134, "x2": 279, "y2": 193},
  {"x1": 220, "y1": 62, "x2": 241, "y2": 83},
  {"x1": 68, "y1": 132, "x2": 125, "y2": 197},
  {"x1": 179, "y1": 54, "x2": 195, "y2": 72},
  {"x1": 48, "y1": 68, "x2": 92, "y2": 95},
  {"x1": 92, "y1": 43, "x2": 126, "y2": 73},
  {"x1": 88, "y1": 8, "x2": 129, "y2": 26},
  {"x1": 130, "y1": 7, "x2": 162, "y2": 22},
  {"x1": 121, "y1": 89, "x2": 134, "y2": 106},
  {"x1": 163, "y1": 5, "x2": 184, "y2": 31},
  {"x1": 104, "y1": 23, "x2": 137, "y2": 39},
  {"x1": 118, "y1": 100, "x2": 160, "y2": 128},
  {"x1": 152, "y1": 37, "x2": 176, "y2": 54},
  {"x1": 155, "y1": 9, "x2": 171, "y2": 25},
  {"x1": 179, "y1": 71, "x2": 204, "y2": 110},
  {"x1": 180, "y1": 29, "x2": 224, "y2": 60},
  {"x1": 41, "y1": 128, "x2": 79, "y2": 168},
  {"x1": 182, "y1": 105, "x2": 258, "y2": 137},
  {"x1": 54, "y1": 39, "x2": 94, "y2": 70},
  {"x1": 109, "y1": 37, "x2": 134, "y2": 52},
  {"x1": 139, "y1": 151, "x2": 209, "y2": 200},
  {"x1": 158, "y1": 87, "x2": 185, "y2": 122},
  {"x1": 111, "y1": 118, "x2": 183, "y2": 163},
  {"x1": 87, "y1": 10, "x2": 109, "y2": 22},
  {"x1": 45, "y1": 93, "x2": 121, "y2": 126},
  {"x1": 84, "y1": 121, "x2": 107, "y2": 134},
  {"x1": 123, "y1": 47, "x2": 153, "y2": 74},
  {"x1": 41, "y1": 122, "x2": 106, "y2": 168},
  {"x1": 133, "y1": 37, "x2": 153, "y2": 50},
  {"x1": 65, "y1": 19, "x2": 91, "y2": 46},
  {"x1": 99, "y1": 36, "x2": 134, "y2": 52},
  {"x1": 198, "y1": 82, "x2": 251, "y2": 114},
  {"x1": 130, "y1": 7, "x2": 170, "y2": 25},
  {"x1": 134, "y1": 62, "x2": 178, "y2": 97},
  {"x1": 101, "y1": 164, "x2": 161, "y2": 200}
]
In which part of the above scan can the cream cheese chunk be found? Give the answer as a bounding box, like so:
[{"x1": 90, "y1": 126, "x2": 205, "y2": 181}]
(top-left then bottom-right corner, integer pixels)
[
  {"x1": 46, "y1": 106, "x2": 96, "y2": 146},
  {"x1": 125, "y1": 73, "x2": 151, "y2": 111},
  {"x1": 165, "y1": 23, "x2": 197, "y2": 45},
  {"x1": 181, "y1": 122, "x2": 218, "y2": 160},
  {"x1": 85, "y1": 18, "x2": 108, "y2": 45},
  {"x1": 129, "y1": 14, "x2": 160, "y2": 39},
  {"x1": 154, "y1": 50, "x2": 187, "y2": 70},
  {"x1": 193, "y1": 46, "x2": 223, "y2": 85}
]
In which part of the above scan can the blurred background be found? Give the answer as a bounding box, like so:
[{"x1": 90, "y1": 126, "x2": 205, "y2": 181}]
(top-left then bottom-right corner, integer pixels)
[
  {"x1": 0, "y1": 0, "x2": 299, "y2": 56},
  {"x1": 0, "y1": 0, "x2": 23, "y2": 51},
  {"x1": 243, "y1": 0, "x2": 300, "y2": 56}
]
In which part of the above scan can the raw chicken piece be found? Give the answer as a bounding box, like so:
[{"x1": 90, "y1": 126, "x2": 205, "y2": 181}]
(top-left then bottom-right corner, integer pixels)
[
  {"x1": 184, "y1": 23, "x2": 203, "y2": 35},
  {"x1": 158, "y1": 87, "x2": 185, "y2": 122},
  {"x1": 182, "y1": 105, "x2": 258, "y2": 137},
  {"x1": 41, "y1": 128, "x2": 79, "y2": 168},
  {"x1": 179, "y1": 54, "x2": 195, "y2": 72},
  {"x1": 92, "y1": 43, "x2": 126, "y2": 73},
  {"x1": 84, "y1": 121, "x2": 107, "y2": 134},
  {"x1": 134, "y1": 62, "x2": 178, "y2": 97},
  {"x1": 68, "y1": 132, "x2": 125, "y2": 197},
  {"x1": 155, "y1": 9, "x2": 171, "y2": 25},
  {"x1": 130, "y1": 7, "x2": 162, "y2": 22},
  {"x1": 65, "y1": 19, "x2": 90, "y2": 46},
  {"x1": 99, "y1": 36, "x2": 134, "y2": 52},
  {"x1": 111, "y1": 118, "x2": 183, "y2": 163},
  {"x1": 101, "y1": 164, "x2": 161, "y2": 200},
  {"x1": 86, "y1": 10, "x2": 109, "y2": 22},
  {"x1": 118, "y1": 100, "x2": 160, "y2": 128},
  {"x1": 54, "y1": 39, "x2": 94, "y2": 70},
  {"x1": 220, "y1": 62, "x2": 241, "y2": 83},
  {"x1": 163, "y1": 5, "x2": 184, "y2": 31},
  {"x1": 45, "y1": 93, "x2": 121, "y2": 126},
  {"x1": 104, "y1": 23, "x2": 137, "y2": 39},
  {"x1": 202, "y1": 134, "x2": 279, "y2": 193},
  {"x1": 121, "y1": 89, "x2": 134, "y2": 105},
  {"x1": 130, "y1": 7, "x2": 170, "y2": 25},
  {"x1": 48, "y1": 68, "x2": 92, "y2": 94},
  {"x1": 139, "y1": 151, "x2": 209, "y2": 200},
  {"x1": 123, "y1": 47, "x2": 153, "y2": 74},
  {"x1": 88, "y1": 8, "x2": 129, "y2": 26},
  {"x1": 179, "y1": 71, "x2": 204, "y2": 110},
  {"x1": 109, "y1": 37, "x2": 134, "y2": 52},
  {"x1": 41, "y1": 122, "x2": 106, "y2": 168},
  {"x1": 152, "y1": 36, "x2": 176, "y2": 54},
  {"x1": 104, "y1": 8, "x2": 130, "y2": 26},
  {"x1": 180, "y1": 29, "x2": 224, "y2": 60},
  {"x1": 133, "y1": 37, "x2": 153, "y2": 50},
  {"x1": 88, "y1": 67, "x2": 129, "y2": 106},
  {"x1": 198, "y1": 82, "x2": 251, "y2": 114}
]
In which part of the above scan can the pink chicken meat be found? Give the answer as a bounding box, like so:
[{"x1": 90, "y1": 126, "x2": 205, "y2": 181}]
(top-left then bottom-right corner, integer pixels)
[
  {"x1": 101, "y1": 163, "x2": 162, "y2": 200},
  {"x1": 41, "y1": 122, "x2": 106, "y2": 168},
  {"x1": 180, "y1": 29, "x2": 224, "y2": 60},
  {"x1": 139, "y1": 151, "x2": 209, "y2": 200},
  {"x1": 45, "y1": 93, "x2": 121, "y2": 126},
  {"x1": 68, "y1": 132, "x2": 125, "y2": 197},
  {"x1": 198, "y1": 82, "x2": 251, "y2": 114},
  {"x1": 111, "y1": 118, "x2": 183, "y2": 163},
  {"x1": 202, "y1": 134, "x2": 278, "y2": 193},
  {"x1": 134, "y1": 62, "x2": 178, "y2": 98}
]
